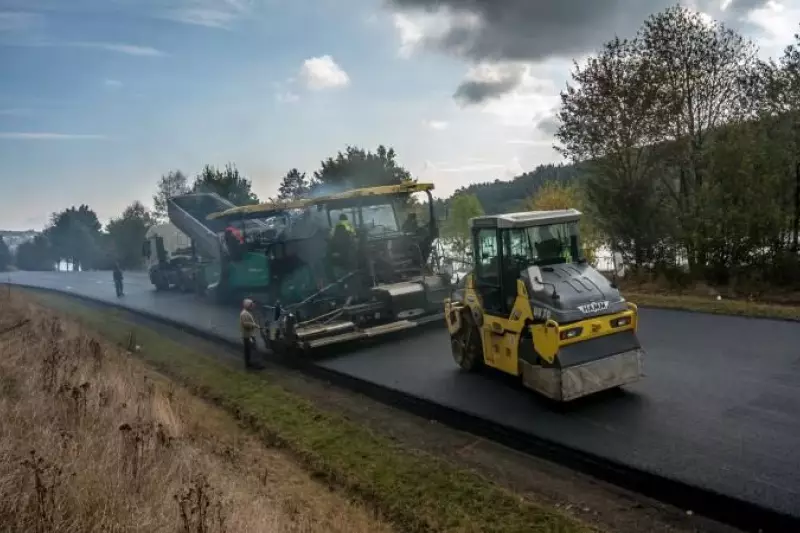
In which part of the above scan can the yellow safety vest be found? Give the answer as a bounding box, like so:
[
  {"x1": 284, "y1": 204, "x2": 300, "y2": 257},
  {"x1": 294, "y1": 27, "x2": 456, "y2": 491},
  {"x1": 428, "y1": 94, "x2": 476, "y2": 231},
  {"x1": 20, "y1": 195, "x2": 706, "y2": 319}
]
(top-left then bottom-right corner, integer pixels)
[{"x1": 330, "y1": 220, "x2": 355, "y2": 237}]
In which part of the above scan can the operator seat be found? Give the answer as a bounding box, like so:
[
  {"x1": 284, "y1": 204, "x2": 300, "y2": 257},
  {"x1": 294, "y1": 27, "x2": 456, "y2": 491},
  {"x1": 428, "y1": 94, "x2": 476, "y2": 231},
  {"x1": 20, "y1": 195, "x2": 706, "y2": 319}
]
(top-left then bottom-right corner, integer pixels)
[{"x1": 535, "y1": 226, "x2": 563, "y2": 263}]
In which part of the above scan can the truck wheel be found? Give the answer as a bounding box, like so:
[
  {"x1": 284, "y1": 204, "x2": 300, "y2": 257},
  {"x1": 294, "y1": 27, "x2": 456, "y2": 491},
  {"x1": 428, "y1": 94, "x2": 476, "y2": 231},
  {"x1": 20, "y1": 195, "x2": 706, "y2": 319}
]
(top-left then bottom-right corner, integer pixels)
[
  {"x1": 153, "y1": 275, "x2": 167, "y2": 291},
  {"x1": 451, "y1": 316, "x2": 482, "y2": 372}
]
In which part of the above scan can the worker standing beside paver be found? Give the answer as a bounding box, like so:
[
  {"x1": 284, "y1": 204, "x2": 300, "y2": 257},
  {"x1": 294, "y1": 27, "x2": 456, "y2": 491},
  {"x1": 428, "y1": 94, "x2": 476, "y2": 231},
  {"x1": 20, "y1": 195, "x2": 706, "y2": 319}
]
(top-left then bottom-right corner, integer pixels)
[{"x1": 239, "y1": 298, "x2": 260, "y2": 369}]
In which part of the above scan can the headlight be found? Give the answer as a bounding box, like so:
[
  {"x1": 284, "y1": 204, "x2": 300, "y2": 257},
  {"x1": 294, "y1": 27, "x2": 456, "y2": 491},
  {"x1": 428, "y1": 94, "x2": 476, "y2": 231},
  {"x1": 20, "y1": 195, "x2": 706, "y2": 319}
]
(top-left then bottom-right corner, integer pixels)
[
  {"x1": 560, "y1": 327, "x2": 583, "y2": 340},
  {"x1": 611, "y1": 316, "x2": 631, "y2": 328}
]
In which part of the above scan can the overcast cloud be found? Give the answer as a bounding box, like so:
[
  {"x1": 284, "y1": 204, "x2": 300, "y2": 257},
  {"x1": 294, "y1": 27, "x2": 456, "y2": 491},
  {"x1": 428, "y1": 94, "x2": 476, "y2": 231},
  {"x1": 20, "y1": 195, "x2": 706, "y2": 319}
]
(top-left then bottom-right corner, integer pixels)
[{"x1": 387, "y1": 0, "x2": 774, "y2": 102}]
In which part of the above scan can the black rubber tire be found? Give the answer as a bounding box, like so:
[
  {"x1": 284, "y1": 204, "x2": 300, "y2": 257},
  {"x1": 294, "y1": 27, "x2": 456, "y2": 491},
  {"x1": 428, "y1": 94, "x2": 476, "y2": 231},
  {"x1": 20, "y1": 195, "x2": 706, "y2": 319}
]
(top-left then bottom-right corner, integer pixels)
[
  {"x1": 451, "y1": 313, "x2": 482, "y2": 372},
  {"x1": 153, "y1": 275, "x2": 168, "y2": 291}
]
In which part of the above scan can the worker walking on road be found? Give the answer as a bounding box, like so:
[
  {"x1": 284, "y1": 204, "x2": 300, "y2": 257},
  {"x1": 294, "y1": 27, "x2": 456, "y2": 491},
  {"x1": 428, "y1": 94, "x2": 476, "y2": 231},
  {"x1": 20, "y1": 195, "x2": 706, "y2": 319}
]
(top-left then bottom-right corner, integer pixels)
[
  {"x1": 240, "y1": 298, "x2": 260, "y2": 370},
  {"x1": 112, "y1": 262, "x2": 124, "y2": 298}
]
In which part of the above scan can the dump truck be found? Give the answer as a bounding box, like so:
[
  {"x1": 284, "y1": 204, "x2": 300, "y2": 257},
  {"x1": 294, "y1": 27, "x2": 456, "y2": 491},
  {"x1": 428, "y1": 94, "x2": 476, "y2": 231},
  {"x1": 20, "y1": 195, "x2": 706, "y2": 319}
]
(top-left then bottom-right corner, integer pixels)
[
  {"x1": 443, "y1": 209, "x2": 644, "y2": 402},
  {"x1": 141, "y1": 222, "x2": 196, "y2": 291},
  {"x1": 207, "y1": 182, "x2": 452, "y2": 352}
]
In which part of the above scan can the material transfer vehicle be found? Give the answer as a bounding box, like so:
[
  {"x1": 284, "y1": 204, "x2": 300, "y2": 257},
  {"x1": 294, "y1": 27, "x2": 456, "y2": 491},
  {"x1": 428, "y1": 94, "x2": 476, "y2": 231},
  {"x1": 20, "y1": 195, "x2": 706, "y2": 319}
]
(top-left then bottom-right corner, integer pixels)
[{"x1": 443, "y1": 209, "x2": 645, "y2": 402}]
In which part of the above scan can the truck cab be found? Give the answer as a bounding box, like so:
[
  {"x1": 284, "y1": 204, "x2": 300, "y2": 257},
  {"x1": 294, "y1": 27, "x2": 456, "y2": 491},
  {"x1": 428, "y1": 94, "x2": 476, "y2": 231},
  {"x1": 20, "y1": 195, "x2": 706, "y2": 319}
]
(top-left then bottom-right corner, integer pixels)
[{"x1": 142, "y1": 223, "x2": 199, "y2": 291}]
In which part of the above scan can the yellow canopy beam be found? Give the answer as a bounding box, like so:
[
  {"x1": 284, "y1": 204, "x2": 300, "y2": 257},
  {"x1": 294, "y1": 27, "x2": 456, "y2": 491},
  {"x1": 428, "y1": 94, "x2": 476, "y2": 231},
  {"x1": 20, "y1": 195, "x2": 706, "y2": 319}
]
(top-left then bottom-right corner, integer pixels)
[{"x1": 206, "y1": 182, "x2": 434, "y2": 221}]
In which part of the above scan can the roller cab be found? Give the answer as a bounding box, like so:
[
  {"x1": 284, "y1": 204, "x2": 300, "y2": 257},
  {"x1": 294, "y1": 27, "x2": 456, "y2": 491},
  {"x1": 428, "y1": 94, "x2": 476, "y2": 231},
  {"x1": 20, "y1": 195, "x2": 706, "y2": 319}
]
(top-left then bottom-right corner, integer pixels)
[{"x1": 444, "y1": 209, "x2": 644, "y2": 402}]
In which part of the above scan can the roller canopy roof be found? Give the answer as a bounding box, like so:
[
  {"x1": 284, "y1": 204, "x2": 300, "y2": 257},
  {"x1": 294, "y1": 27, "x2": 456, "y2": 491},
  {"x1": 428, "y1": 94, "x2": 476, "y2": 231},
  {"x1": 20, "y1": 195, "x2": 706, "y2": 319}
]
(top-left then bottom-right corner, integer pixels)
[{"x1": 469, "y1": 209, "x2": 582, "y2": 229}]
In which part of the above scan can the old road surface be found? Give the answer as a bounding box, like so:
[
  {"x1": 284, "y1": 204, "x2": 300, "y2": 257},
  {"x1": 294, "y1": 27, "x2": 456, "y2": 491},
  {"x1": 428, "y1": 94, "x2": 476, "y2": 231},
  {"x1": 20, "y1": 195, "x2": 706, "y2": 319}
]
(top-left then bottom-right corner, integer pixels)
[{"x1": 5, "y1": 270, "x2": 800, "y2": 520}]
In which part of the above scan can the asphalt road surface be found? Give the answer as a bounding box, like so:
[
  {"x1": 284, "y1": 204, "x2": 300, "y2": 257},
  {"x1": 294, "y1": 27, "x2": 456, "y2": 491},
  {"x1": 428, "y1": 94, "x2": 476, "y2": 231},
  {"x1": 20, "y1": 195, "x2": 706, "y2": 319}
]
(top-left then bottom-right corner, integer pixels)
[{"x1": 6, "y1": 270, "x2": 800, "y2": 518}]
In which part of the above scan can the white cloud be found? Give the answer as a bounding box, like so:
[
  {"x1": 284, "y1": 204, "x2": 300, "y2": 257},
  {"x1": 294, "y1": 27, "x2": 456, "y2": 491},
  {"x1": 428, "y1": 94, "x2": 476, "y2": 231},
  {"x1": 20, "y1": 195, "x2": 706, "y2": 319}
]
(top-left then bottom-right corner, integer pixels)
[
  {"x1": 158, "y1": 0, "x2": 250, "y2": 29},
  {"x1": 744, "y1": 1, "x2": 800, "y2": 58},
  {"x1": 423, "y1": 120, "x2": 449, "y2": 130},
  {"x1": 162, "y1": 8, "x2": 237, "y2": 28},
  {"x1": 392, "y1": 13, "x2": 425, "y2": 58},
  {"x1": 299, "y1": 56, "x2": 350, "y2": 90},
  {"x1": 67, "y1": 42, "x2": 165, "y2": 57},
  {"x1": 462, "y1": 62, "x2": 562, "y2": 128},
  {"x1": 0, "y1": 132, "x2": 107, "y2": 140},
  {"x1": 104, "y1": 79, "x2": 123, "y2": 88}
]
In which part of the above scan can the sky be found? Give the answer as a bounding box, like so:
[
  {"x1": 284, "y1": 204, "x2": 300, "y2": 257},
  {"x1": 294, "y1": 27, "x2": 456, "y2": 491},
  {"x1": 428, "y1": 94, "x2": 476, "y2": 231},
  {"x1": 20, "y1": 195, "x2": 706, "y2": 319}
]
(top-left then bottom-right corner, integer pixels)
[{"x1": 0, "y1": 0, "x2": 798, "y2": 230}]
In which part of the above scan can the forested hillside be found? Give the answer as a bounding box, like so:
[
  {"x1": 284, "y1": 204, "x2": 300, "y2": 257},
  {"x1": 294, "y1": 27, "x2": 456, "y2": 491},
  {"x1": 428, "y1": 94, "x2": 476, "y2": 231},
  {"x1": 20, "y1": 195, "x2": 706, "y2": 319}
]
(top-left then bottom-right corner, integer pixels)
[{"x1": 446, "y1": 163, "x2": 583, "y2": 215}]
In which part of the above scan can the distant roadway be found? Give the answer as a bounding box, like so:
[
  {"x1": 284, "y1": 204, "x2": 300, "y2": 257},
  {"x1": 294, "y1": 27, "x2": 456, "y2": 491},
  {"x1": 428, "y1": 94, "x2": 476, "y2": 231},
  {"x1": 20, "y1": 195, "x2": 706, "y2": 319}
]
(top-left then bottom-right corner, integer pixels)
[{"x1": 5, "y1": 270, "x2": 800, "y2": 519}]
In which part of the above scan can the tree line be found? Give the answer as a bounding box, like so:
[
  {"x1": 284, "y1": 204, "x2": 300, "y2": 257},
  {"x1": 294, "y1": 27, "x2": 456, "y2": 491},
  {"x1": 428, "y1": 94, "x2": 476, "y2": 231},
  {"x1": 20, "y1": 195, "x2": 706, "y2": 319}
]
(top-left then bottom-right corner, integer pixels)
[{"x1": 4, "y1": 145, "x2": 412, "y2": 272}]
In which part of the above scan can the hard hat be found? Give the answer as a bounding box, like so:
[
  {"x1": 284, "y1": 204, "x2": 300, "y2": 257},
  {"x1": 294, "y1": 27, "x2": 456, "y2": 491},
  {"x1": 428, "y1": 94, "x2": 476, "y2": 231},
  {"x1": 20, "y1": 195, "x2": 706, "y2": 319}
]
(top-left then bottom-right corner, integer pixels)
[{"x1": 243, "y1": 298, "x2": 253, "y2": 308}]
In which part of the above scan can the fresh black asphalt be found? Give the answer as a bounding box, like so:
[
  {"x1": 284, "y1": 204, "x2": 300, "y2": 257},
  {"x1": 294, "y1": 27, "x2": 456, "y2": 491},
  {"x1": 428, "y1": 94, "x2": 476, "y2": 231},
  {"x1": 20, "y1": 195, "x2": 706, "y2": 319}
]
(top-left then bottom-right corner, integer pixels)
[{"x1": 6, "y1": 270, "x2": 800, "y2": 518}]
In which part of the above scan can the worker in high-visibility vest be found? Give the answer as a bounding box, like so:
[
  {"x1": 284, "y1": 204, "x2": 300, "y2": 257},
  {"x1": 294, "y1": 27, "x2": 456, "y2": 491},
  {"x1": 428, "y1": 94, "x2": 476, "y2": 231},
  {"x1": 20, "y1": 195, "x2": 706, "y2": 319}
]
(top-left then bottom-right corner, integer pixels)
[
  {"x1": 328, "y1": 213, "x2": 356, "y2": 276},
  {"x1": 329, "y1": 213, "x2": 355, "y2": 238}
]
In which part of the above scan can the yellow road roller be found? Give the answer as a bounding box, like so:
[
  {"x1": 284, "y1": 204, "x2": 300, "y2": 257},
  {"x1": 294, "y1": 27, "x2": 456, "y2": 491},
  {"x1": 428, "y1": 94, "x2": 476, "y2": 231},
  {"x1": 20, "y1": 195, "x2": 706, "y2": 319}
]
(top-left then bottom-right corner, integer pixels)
[{"x1": 444, "y1": 209, "x2": 644, "y2": 402}]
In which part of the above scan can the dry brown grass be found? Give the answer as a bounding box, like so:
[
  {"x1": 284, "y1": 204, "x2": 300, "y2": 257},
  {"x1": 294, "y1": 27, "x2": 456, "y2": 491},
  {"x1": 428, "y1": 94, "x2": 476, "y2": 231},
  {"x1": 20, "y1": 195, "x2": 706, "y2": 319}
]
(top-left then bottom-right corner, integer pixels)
[{"x1": 0, "y1": 291, "x2": 392, "y2": 533}]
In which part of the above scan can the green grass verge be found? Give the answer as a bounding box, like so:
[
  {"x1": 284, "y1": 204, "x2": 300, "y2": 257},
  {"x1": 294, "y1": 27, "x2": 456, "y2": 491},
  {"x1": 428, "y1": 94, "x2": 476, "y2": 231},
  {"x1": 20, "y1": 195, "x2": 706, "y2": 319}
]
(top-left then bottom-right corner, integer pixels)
[
  {"x1": 24, "y1": 289, "x2": 594, "y2": 533},
  {"x1": 625, "y1": 291, "x2": 800, "y2": 321}
]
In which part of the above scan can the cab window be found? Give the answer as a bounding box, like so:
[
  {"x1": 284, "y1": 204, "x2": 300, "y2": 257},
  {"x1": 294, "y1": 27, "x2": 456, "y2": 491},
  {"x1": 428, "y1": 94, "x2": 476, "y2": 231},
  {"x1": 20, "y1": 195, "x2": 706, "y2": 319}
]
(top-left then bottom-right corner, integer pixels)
[
  {"x1": 328, "y1": 204, "x2": 399, "y2": 235},
  {"x1": 474, "y1": 228, "x2": 504, "y2": 313},
  {"x1": 475, "y1": 228, "x2": 499, "y2": 280},
  {"x1": 499, "y1": 222, "x2": 582, "y2": 268},
  {"x1": 360, "y1": 204, "x2": 398, "y2": 232}
]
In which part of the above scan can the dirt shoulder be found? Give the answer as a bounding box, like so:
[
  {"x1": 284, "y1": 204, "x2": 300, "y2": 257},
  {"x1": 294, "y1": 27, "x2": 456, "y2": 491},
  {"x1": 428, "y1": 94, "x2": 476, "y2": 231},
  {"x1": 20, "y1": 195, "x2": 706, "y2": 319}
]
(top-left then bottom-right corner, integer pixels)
[
  {"x1": 612, "y1": 278, "x2": 800, "y2": 321},
  {"x1": 19, "y1": 286, "x2": 746, "y2": 533},
  {"x1": 623, "y1": 290, "x2": 800, "y2": 321}
]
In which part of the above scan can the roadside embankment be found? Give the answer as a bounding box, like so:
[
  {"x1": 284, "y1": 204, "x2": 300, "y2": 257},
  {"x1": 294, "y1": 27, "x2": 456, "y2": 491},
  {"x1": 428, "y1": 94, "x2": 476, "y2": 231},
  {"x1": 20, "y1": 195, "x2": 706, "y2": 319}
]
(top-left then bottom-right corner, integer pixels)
[
  {"x1": 0, "y1": 288, "x2": 594, "y2": 533},
  {"x1": 0, "y1": 290, "x2": 394, "y2": 533}
]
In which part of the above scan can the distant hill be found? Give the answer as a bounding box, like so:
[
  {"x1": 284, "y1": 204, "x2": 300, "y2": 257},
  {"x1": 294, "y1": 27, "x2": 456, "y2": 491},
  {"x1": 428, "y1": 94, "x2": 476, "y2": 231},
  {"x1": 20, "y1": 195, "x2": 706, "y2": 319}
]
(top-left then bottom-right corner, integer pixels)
[{"x1": 443, "y1": 162, "x2": 581, "y2": 214}]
